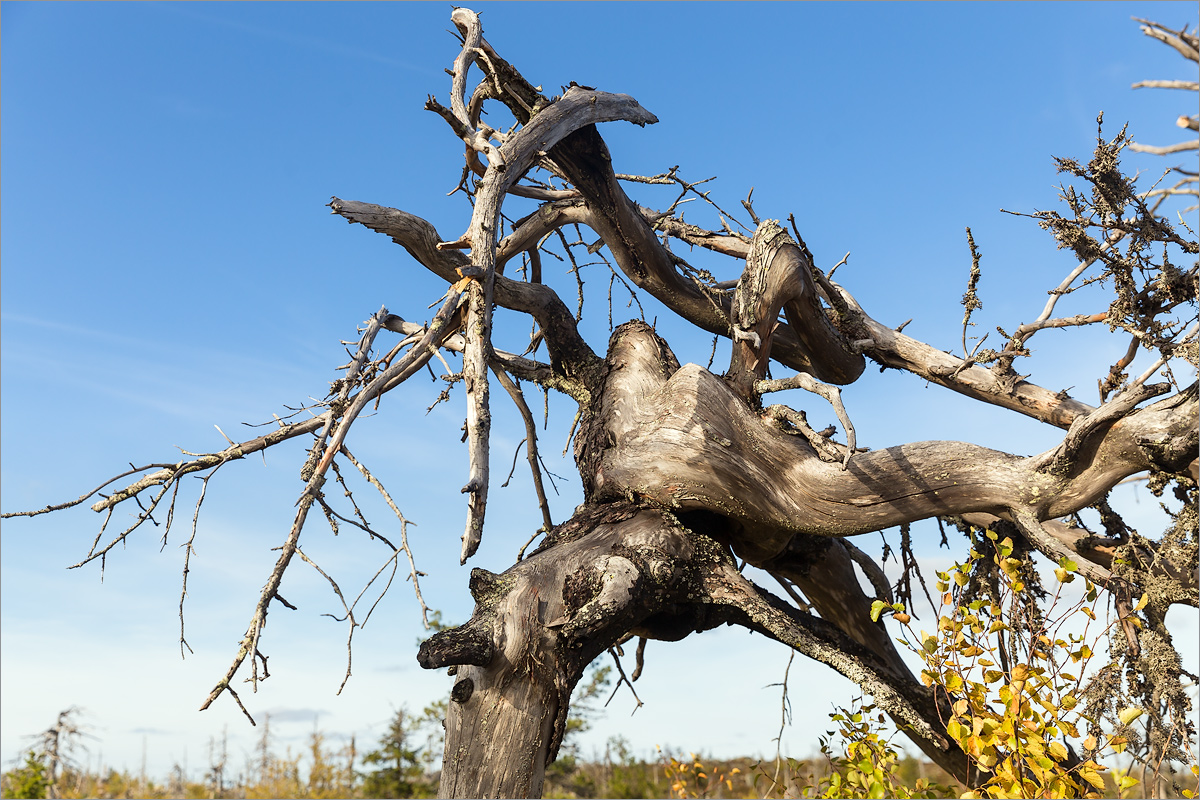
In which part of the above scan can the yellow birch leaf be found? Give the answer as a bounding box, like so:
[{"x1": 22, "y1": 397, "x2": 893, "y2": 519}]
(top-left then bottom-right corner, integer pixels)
[
  {"x1": 1118, "y1": 707, "x2": 1144, "y2": 726},
  {"x1": 1080, "y1": 769, "x2": 1106, "y2": 790}
]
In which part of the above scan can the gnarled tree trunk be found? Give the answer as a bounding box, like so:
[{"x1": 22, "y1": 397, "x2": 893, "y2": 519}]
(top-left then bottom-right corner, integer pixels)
[
  {"x1": 412, "y1": 317, "x2": 1194, "y2": 796},
  {"x1": 12, "y1": 10, "x2": 1193, "y2": 800}
]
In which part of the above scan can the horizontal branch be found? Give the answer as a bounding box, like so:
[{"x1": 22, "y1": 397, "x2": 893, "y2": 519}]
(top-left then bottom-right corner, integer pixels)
[
  {"x1": 91, "y1": 416, "x2": 328, "y2": 513},
  {"x1": 1013, "y1": 311, "x2": 1107, "y2": 337},
  {"x1": 645, "y1": 210, "x2": 752, "y2": 258},
  {"x1": 329, "y1": 198, "x2": 603, "y2": 399},
  {"x1": 1, "y1": 464, "x2": 178, "y2": 519},
  {"x1": 496, "y1": 199, "x2": 590, "y2": 270},
  {"x1": 855, "y1": 303, "x2": 1097, "y2": 429},
  {"x1": 591, "y1": 323, "x2": 1198, "y2": 568},
  {"x1": 1129, "y1": 139, "x2": 1199, "y2": 155},
  {"x1": 1132, "y1": 79, "x2": 1200, "y2": 91}
]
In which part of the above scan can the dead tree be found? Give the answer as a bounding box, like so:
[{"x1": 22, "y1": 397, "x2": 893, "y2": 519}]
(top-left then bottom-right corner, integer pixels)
[{"x1": 4, "y1": 11, "x2": 1196, "y2": 798}]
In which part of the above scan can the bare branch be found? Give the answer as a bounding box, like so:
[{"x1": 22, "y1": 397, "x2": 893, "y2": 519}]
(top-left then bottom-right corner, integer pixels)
[
  {"x1": 179, "y1": 463, "x2": 226, "y2": 658},
  {"x1": 199, "y1": 302, "x2": 465, "y2": 717},
  {"x1": 1132, "y1": 79, "x2": 1200, "y2": 91},
  {"x1": 756, "y1": 372, "x2": 857, "y2": 468},
  {"x1": 597, "y1": 323, "x2": 1198, "y2": 569},
  {"x1": 329, "y1": 199, "x2": 602, "y2": 399},
  {"x1": 0, "y1": 464, "x2": 176, "y2": 520},
  {"x1": 339, "y1": 446, "x2": 430, "y2": 627},
  {"x1": 1134, "y1": 18, "x2": 1200, "y2": 63},
  {"x1": 294, "y1": 545, "x2": 358, "y2": 694},
  {"x1": 491, "y1": 363, "x2": 554, "y2": 535},
  {"x1": 1129, "y1": 139, "x2": 1200, "y2": 155}
]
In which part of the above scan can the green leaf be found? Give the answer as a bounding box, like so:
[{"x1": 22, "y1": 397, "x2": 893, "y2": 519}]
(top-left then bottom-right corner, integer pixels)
[{"x1": 870, "y1": 599, "x2": 887, "y2": 622}]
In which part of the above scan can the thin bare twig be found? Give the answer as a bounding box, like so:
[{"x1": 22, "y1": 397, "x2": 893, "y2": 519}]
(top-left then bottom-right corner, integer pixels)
[
  {"x1": 491, "y1": 362, "x2": 554, "y2": 535},
  {"x1": 201, "y1": 303, "x2": 461, "y2": 720},
  {"x1": 604, "y1": 647, "x2": 644, "y2": 713},
  {"x1": 294, "y1": 546, "x2": 358, "y2": 694},
  {"x1": 770, "y1": 651, "x2": 795, "y2": 796},
  {"x1": 179, "y1": 462, "x2": 227, "y2": 658},
  {"x1": 0, "y1": 464, "x2": 177, "y2": 519},
  {"x1": 340, "y1": 446, "x2": 431, "y2": 627}
]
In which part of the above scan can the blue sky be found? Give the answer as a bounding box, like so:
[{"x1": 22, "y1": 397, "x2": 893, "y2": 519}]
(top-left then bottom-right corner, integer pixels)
[{"x1": 2, "y1": 1, "x2": 1197, "y2": 782}]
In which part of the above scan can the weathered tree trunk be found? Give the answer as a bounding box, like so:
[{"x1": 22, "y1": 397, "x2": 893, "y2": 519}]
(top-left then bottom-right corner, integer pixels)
[
  {"x1": 29, "y1": 10, "x2": 1187, "y2": 798},
  {"x1": 420, "y1": 505, "x2": 725, "y2": 798},
  {"x1": 419, "y1": 324, "x2": 978, "y2": 796},
  {"x1": 417, "y1": 319, "x2": 1195, "y2": 796}
]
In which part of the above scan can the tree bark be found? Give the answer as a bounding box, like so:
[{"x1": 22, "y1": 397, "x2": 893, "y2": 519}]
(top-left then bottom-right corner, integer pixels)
[
  {"x1": 420, "y1": 323, "x2": 1197, "y2": 795},
  {"x1": 345, "y1": 14, "x2": 1198, "y2": 796},
  {"x1": 419, "y1": 504, "x2": 731, "y2": 798}
]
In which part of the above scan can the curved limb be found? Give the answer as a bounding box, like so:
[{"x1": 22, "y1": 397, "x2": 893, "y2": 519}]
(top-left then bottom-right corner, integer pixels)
[
  {"x1": 587, "y1": 322, "x2": 1198, "y2": 572},
  {"x1": 420, "y1": 502, "x2": 983, "y2": 793}
]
